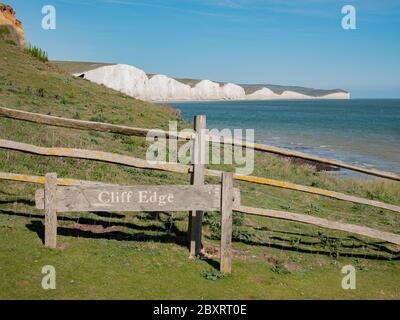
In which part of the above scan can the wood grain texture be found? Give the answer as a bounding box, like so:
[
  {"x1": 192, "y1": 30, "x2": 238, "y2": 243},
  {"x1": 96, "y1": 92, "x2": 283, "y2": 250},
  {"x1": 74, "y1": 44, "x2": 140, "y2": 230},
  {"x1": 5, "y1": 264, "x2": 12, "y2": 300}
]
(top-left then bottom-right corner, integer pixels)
[
  {"x1": 235, "y1": 205, "x2": 400, "y2": 246},
  {"x1": 2, "y1": 106, "x2": 398, "y2": 181},
  {"x1": 36, "y1": 185, "x2": 241, "y2": 213},
  {"x1": 0, "y1": 106, "x2": 194, "y2": 140},
  {"x1": 1, "y1": 137, "x2": 399, "y2": 213},
  {"x1": 189, "y1": 115, "x2": 206, "y2": 257},
  {"x1": 44, "y1": 173, "x2": 57, "y2": 249},
  {"x1": 206, "y1": 135, "x2": 400, "y2": 181},
  {"x1": 0, "y1": 139, "x2": 190, "y2": 175},
  {"x1": 0, "y1": 171, "x2": 117, "y2": 186},
  {"x1": 220, "y1": 172, "x2": 234, "y2": 273},
  {"x1": 233, "y1": 175, "x2": 400, "y2": 214}
]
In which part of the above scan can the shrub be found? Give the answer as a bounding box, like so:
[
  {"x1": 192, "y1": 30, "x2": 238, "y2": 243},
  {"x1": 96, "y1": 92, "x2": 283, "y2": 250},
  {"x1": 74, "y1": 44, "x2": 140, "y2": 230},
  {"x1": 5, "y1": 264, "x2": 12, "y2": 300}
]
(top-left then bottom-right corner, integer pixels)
[
  {"x1": 307, "y1": 203, "x2": 320, "y2": 214},
  {"x1": 318, "y1": 232, "x2": 341, "y2": 258},
  {"x1": 36, "y1": 88, "x2": 45, "y2": 97},
  {"x1": 90, "y1": 114, "x2": 107, "y2": 123},
  {"x1": 232, "y1": 212, "x2": 244, "y2": 226},
  {"x1": 203, "y1": 212, "x2": 247, "y2": 240},
  {"x1": 201, "y1": 269, "x2": 227, "y2": 281},
  {"x1": 5, "y1": 40, "x2": 16, "y2": 46},
  {"x1": 271, "y1": 261, "x2": 291, "y2": 275},
  {"x1": 72, "y1": 112, "x2": 81, "y2": 120},
  {"x1": 203, "y1": 212, "x2": 221, "y2": 240},
  {"x1": 24, "y1": 43, "x2": 48, "y2": 62},
  {"x1": 0, "y1": 26, "x2": 10, "y2": 36},
  {"x1": 232, "y1": 228, "x2": 253, "y2": 242}
]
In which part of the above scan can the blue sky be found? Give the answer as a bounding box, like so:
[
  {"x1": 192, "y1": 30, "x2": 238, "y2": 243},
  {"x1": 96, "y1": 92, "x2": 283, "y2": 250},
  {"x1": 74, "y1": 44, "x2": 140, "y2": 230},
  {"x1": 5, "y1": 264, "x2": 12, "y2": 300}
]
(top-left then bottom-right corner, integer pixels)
[{"x1": 6, "y1": 0, "x2": 400, "y2": 98}]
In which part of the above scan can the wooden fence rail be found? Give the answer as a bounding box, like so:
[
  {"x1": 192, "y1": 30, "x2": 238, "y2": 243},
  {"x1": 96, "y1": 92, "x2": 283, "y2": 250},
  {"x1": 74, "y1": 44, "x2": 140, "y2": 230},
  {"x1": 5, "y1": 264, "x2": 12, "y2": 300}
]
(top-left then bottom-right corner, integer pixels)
[
  {"x1": 236, "y1": 205, "x2": 400, "y2": 246},
  {"x1": 233, "y1": 175, "x2": 400, "y2": 213},
  {"x1": 0, "y1": 105, "x2": 194, "y2": 140},
  {"x1": 1, "y1": 108, "x2": 400, "y2": 252},
  {"x1": 0, "y1": 171, "x2": 118, "y2": 186},
  {"x1": 213, "y1": 136, "x2": 400, "y2": 181},
  {"x1": 1, "y1": 170, "x2": 399, "y2": 246},
  {"x1": 1, "y1": 139, "x2": 400, "y2": 214},
  {"x1": 0, "y1": 138, "x2": 192, "y2": 175},
  {"x1": 1, "y1": 106, "x2": 399, "y2": 181}
]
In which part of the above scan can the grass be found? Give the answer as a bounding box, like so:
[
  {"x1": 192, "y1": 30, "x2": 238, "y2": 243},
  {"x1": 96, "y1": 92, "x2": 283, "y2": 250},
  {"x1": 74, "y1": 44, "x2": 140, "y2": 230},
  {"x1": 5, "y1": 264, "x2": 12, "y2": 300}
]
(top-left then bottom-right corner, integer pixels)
[
  {"x1": 51, "y1": 61, "x2": 115, "y2": 74},
  {"x1": 0, "y1": 26, "x2": 17, "y2": 47},
  {"x1": 24, "y1": 43, "x2": 50, "y2": 63},
  {"x1": 0, "y1": 40, "x2": 399, "y2": 299}
]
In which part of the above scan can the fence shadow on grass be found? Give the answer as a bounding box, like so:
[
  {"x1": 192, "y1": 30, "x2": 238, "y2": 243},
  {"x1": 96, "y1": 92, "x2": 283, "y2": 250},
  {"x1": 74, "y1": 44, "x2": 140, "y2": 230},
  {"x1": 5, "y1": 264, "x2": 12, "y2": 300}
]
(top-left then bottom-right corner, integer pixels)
[
  {"x1": 1, "y1": 208, "x2": 399, "y2": 262},
  {"x1": 0, "y1": 209, "x2": 188, "y2": 247},
  {"x1": 227, "y1": 232, "x2": 400, "y2": 261},
  {"x1": 251, "y1": 226, "x2": 400, "y2": 256},
  {"x1": 202, "y1": 221, "x2": 400, "y2": 261},
  {"x1": 0, "y1": 199, "x2": 36, "y2": 206},
  {"x1": 26, "y1": 220, "x2": 189, "y2": 245},
  {"x1": 26, "y1": 218, "x2": 187, "y2": 246}
]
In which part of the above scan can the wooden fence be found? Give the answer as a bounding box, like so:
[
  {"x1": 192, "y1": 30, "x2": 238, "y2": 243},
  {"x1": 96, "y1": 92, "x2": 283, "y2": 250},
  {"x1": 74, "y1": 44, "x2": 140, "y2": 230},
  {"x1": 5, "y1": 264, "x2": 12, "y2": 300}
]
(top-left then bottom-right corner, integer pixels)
[
  {"x1": 1, "y1": 106, "x2": 399, "y2": 181},
  {"x1": 1, "y1": 106, "x2": 400, "y2": 272},
  {"x1": 1, "y1": 139, "x2": 399, "y2": 214},
  {"x1": 34, "y1": 172, "x2": 239, "y2": 273}
]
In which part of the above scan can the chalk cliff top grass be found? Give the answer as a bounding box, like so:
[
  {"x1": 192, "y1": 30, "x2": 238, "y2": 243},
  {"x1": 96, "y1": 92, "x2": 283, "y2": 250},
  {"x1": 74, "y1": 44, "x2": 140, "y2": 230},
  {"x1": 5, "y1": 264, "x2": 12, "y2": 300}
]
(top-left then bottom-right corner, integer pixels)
[
  {"x1": 53, "y1": 60, "x2": 349, "y2": 98},
  {"x1": 0, "y1": 40, "x2": 399, "y2": 299}
]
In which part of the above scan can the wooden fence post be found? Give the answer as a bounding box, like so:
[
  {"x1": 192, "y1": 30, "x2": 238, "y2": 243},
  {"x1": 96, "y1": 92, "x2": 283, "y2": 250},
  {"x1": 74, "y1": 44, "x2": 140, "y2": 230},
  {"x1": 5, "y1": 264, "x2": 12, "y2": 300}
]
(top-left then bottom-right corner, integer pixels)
[
  {"x1": 220, "y1": 172, "x2": 233, "y2": 273},
  {"x1": 189, "y1": 115, "x2": 206, "y2": 257},
  {"x1": 44, "y1": 173, "x2": 57, "y2": 249}
]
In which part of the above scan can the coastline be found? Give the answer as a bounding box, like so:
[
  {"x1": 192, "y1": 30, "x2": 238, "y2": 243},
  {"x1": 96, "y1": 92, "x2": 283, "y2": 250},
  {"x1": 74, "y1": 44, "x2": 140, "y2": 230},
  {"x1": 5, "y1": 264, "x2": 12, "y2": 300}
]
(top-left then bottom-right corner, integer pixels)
[
  {"x1": 156, "y1": 97, "x2": 351, "y2": 103},
  {"x1": 71, "y1": 63, "x2": 350, "y2": 102},
  {"x1": 169, "y1": 99, "x2": 400, "y2": 176}
]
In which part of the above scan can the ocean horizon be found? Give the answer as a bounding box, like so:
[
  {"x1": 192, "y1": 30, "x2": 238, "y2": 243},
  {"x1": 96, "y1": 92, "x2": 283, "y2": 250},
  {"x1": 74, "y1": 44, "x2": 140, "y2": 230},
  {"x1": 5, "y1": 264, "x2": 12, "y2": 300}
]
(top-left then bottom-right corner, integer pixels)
[{"x1": 168, "y1": 99, "x2": 400, "y2": 176}]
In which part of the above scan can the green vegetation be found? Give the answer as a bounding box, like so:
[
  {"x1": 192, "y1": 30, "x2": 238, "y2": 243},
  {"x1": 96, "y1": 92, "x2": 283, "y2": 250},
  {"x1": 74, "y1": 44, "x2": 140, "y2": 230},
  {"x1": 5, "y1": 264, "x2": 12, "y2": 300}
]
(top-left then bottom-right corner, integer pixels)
[
  {"x1": 0, "y1": 26, "x2": 16, "y2": 46},
  {"x1": 201, "y1": 269, "x2": 228, "y2": 281},
  {"x1": 24, "y1": 43, "x2": 49, "y2": 63},
  {"x1": 0, "y1": 26, "x2": 10, "y2": 36},
  {"x1": 51, "y1": 61, "x2": 114, "y2": 74},
  {"x1": 0, "y1": 40, "x2": 399, "y2": 299},
  {"x1": 271, "y1": 260, "x2": 291, "y2": 275}
]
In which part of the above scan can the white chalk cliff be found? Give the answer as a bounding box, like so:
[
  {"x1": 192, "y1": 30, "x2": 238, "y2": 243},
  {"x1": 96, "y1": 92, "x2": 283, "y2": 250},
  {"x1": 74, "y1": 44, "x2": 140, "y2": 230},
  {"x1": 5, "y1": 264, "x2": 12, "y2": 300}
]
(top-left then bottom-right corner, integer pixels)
[{"x1": 78, "y1": 64, "x2": 350, "y2": 102}]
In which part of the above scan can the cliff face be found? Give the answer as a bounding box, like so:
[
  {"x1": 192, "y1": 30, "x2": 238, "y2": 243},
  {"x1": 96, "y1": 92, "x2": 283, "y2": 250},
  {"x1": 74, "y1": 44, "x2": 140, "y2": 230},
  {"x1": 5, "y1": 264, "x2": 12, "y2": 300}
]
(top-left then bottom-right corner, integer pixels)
[
  {"x1": 0, "y1": 3, "x2": 24, "y2": 48},
  {"x1": 78, "y1": 64, "x2": 350, "y2": 102}
]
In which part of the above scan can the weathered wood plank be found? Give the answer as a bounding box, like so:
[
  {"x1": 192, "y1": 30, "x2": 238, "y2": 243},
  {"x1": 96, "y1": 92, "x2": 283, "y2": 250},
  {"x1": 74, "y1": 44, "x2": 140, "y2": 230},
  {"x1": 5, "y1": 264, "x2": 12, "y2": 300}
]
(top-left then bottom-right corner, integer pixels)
[
  {"x1": 206, "y1": 135, "x2": 400, "y2": 181},
  {"x1": 235, "y1": 205, "x2": 400, "y2": 246},
  {"x1": 0, "y1": 139, "x2": 190, "y2": 175},
  {"x1": 44, "y1": 173, "x2": 57, "y2": 249},
  {"x1": 0, "y1": 171, "x2": 117, "y2": 186},
  {"x1": 1, "y1": 138, "x2": 399, "y2": 213},
  {"x1": 233, "y1": 175, "x2": 400, "y2": 214},
  {"x1": 220, "y1": 172, "x2": 234, "y2": 273},
  {"x1": 2, "y1": 106, "x2": 399, "y2": 181},
  {"x1": 0, "y1": 106, "x2": 194, "y2": 140},
  {"x1": 189, "y1": 115, "x2": 206, "y2": 257},
  {"x1": 36, "y1": 185, "x2": 241, "y2": 213}
]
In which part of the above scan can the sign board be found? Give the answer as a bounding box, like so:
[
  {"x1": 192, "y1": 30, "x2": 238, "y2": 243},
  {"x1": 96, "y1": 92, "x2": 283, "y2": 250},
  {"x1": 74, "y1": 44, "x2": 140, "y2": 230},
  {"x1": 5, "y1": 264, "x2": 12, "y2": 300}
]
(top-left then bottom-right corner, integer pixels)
[{"x1": 35, "y1": 185, "x2": 240, "y2": 213}]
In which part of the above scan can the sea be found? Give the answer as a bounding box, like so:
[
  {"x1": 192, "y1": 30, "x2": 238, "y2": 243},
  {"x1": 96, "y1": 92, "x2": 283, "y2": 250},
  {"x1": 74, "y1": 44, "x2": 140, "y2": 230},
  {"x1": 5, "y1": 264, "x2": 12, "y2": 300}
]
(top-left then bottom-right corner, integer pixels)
[{"x1": 168, "y1": 99, "x2": 400, "y2": 176}]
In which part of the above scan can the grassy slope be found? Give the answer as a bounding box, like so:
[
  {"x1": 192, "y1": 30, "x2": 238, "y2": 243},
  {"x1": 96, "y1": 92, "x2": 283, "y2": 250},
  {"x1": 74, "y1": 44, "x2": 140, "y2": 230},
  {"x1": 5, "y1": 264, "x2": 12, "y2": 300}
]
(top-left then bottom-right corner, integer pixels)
[
  {"x1": 51, "y1": 61, "x2": 115, "y2": 74},
  {"x1": 0, "y1": 41, "x2": 399, "y2": 299}
]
